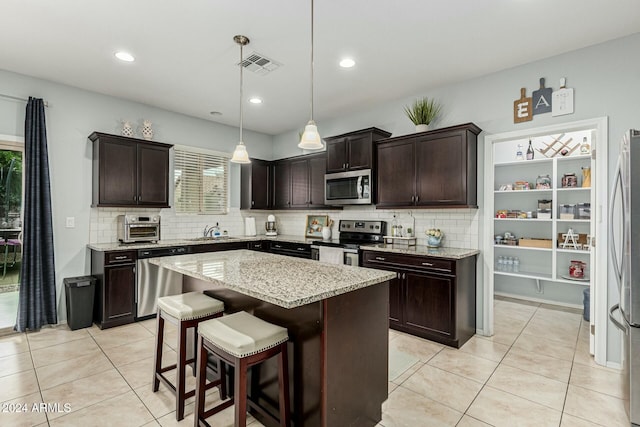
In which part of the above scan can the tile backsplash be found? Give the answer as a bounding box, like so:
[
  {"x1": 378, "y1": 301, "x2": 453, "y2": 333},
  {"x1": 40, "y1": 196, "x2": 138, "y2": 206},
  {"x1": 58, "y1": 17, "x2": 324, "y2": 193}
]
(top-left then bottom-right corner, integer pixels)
[{"x1": 90, "y1": 205, "x2": 479, "y2": 249}]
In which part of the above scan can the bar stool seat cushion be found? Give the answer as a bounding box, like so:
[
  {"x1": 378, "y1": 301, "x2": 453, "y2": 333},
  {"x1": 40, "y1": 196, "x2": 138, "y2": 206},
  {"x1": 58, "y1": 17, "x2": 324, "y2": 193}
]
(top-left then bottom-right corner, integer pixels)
[
  {"x1": 199, "y1": 311, "x2": 288, "y2": 358},
  {"x1": 157, "y1": 292, "x2": 224, "y2": 321}
]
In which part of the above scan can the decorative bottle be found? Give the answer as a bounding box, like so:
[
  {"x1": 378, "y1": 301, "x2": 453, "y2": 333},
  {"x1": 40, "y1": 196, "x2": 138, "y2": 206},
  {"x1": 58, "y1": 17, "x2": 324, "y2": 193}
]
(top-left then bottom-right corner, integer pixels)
[
  {"x1": 526, "y1": 140, "x2": 534, "y2": 160},
  {"x1": 516, "y1": 144, "x2": 524, "y2": 160},
  {"x1": 580, "y1": 137, "x2": 590, "y2": 154}
]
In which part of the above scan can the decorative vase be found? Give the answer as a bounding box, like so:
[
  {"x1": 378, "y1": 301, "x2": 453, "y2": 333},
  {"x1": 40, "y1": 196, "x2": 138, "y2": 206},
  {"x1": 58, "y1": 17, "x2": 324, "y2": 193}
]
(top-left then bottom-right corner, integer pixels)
[
  {"x1": 121, "y1": 121, "x2": 134, "y2": 137},
  {"x1": 321, "y1": 226, "x2": 332, "y2": 241},
  {"x1": 427, "y1": 235, "x2": 442, "y2": 248},
  {"x1": 415, "y1": 124, "x2": 430, "y2": 132},
  {"x1": 141, "y1": 120, "x2": 154, "y2": 140}
]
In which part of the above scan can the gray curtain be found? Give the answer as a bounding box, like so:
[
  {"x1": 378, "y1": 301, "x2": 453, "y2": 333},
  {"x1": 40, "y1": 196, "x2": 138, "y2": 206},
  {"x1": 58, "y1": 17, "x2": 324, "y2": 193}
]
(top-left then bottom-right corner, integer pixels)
[{"x1": 15, "y1": 97, "x2": 57, "y2": 332}]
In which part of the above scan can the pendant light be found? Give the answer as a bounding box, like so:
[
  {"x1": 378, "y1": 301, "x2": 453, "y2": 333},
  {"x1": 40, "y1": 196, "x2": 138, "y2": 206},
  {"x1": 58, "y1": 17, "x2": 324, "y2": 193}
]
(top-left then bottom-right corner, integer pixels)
[
  {"x1": 230, "y1": 35, "x2": 251, "y2": 164},
  {"x1": 298, "y1": 0, "x2": 323, "y2": 150}
]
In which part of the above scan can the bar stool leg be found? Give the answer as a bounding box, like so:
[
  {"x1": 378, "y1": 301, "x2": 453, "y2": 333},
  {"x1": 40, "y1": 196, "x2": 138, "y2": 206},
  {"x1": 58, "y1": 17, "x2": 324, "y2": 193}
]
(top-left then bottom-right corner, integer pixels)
[
  {"x1": 176, "y1": 320, "x2": 188, "y2": 420},
  {"x1": 194, "y1": 334, "x2": 208, "y2": 427},
  {"x1": 235, "y1": 358, "x2": 248, "y2": 427},
  {"x1": 278, "y1": 343, "x2": 291, "y2": 427},
  {"x1": 152, "y1": 313, "x2": 165, "y2": 392}
]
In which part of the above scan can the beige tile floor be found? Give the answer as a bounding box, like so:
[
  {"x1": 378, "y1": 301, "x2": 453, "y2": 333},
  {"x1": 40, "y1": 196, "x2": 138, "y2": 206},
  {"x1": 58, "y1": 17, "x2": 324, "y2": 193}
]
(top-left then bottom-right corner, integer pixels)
[{"x1": 0, "y1": 297, "x2": 629, "y2": 427}]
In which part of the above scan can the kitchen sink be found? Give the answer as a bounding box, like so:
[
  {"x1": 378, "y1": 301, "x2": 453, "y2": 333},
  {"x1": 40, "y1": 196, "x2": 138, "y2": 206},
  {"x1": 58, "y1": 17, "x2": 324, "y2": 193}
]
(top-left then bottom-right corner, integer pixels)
[{"x1": 188, "y1": 236, "x2": 240, "y2": 241}]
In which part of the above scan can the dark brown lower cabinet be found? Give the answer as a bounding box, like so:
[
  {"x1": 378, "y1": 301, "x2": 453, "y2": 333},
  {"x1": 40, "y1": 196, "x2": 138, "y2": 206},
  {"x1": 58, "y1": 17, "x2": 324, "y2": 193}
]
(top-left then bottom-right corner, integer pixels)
[
  {"x1": 362, "y1": 250, "x2": 477, "y2": 348},
  {"x1": 91, "y1": 250, "x2": 137, "y2": 329}
]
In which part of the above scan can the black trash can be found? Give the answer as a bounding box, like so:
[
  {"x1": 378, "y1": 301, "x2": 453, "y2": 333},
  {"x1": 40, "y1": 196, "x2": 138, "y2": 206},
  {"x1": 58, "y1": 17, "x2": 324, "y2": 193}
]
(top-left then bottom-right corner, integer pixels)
[
  {"x1": 64, "y1": 276, "x2": 96, "y2": 330},
  {"x1": 583, "y1": 287, "x2": 590, "y2": 322}
]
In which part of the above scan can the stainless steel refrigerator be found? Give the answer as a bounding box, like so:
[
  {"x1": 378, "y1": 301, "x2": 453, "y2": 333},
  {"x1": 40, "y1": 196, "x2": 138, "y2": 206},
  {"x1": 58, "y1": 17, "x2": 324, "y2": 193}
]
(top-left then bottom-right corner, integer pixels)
[{"x1": 609, "y1": 129, "x2": 640, "y2": 426}]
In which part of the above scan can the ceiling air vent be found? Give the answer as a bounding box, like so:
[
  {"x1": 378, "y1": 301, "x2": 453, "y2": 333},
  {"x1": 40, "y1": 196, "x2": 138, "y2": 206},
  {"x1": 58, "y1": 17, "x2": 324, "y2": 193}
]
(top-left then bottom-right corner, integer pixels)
[{"x1": 238, "y1": 52, "x2": 282, "y2": 76}]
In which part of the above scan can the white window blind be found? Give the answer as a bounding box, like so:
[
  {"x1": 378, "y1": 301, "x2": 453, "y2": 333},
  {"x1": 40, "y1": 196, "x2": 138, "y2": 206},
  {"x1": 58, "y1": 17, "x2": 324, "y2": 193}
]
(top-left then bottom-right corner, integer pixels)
[{"x1": 174, "y1": 146, "x2": 229, "y2": 214}]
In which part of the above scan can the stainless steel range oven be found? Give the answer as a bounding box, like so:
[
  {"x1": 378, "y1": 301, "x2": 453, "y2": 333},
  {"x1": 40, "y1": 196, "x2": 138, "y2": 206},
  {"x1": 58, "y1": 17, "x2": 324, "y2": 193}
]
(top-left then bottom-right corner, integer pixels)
[{"x1": 311, "y1": 220, "x2": 386, "y2": 266}]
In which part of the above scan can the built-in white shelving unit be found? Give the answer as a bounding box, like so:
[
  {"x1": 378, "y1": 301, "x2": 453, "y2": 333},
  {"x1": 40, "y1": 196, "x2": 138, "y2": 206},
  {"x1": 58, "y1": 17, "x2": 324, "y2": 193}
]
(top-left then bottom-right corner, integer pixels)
[{"x1": 488, "y1": 134, "x2": 596, "y2": 301}]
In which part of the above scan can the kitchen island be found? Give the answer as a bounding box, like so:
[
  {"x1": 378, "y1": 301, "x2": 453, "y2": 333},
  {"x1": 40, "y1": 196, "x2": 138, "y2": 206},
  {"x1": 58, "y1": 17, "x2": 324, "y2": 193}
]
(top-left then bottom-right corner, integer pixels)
[{"x1": 150, "y1": 249, "x2": 395, "y2": 427}]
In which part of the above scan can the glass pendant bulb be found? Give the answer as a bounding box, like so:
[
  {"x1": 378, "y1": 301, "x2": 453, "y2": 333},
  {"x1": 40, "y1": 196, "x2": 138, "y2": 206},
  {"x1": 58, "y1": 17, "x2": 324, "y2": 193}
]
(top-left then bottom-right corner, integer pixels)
[
  {"x1": 298, "y1": 120, "x2": 323, "y2": 149},
  {"x1": 231, "y1": 141, "x2": 250, "y2": 163}
]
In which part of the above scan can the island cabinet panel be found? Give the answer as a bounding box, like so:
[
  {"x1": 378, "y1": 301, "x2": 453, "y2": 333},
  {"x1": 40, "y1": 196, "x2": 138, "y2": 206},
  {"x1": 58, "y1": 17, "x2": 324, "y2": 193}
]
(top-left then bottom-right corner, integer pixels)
[
  {"x1": 91, "y1": 250, "x2": 137, "y2": 329},
  {"x1": 90, "y1": 132, "x2": 172, "y2": 208},
  {"x1": 182, "y1": 275, "x2": 390, "y2": 427},
  {"x1": 362, "y1": 250, "x2": 477, "y2": 348},
  {"x1": 376, "y1": 123, "x2": 481, "y2": 208},
  {"x1": 240, "y1": 159, "x2": 271, "y2": 209},
  {"x1": 325, "y1": 127, "x2": 392, "y2": 173}
]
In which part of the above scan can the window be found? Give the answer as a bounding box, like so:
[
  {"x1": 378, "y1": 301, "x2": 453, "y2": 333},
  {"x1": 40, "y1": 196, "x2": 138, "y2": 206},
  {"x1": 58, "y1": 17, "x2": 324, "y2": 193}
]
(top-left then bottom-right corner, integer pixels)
[{"x1": 174, "y1": 145, "x2": 229, "y2": 214}]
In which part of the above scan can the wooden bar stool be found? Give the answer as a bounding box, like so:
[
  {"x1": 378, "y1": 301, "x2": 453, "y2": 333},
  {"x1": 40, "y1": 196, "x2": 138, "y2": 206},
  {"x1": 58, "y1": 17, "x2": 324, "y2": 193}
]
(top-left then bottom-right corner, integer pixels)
[
  {"x1": 194, "y1": 311, "x2": 290, "y2": 427},
  {"x1": 153, "y1": 292, "x2": 225, "y2": 421}
]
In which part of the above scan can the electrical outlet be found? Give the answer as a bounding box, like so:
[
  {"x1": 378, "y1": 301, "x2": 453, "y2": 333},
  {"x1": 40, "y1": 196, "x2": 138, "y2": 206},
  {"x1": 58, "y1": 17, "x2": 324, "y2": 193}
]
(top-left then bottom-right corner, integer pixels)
[{"x1": 66, "y1": 217, "x2": 75, "y2": 228}]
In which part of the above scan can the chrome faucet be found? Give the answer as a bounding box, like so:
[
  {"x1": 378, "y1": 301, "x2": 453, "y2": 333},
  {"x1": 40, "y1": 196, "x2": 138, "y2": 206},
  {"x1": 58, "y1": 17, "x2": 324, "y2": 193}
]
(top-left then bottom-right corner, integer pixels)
[{"x1": 203, "y1": 225, "x2": 214, "y2": 237}]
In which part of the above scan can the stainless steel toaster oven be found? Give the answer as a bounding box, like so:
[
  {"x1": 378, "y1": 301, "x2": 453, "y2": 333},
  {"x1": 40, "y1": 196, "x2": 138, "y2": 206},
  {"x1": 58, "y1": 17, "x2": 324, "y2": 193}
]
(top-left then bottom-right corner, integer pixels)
[{"x1": 117, "y1": 215, "x2": 160, "y2": 243}]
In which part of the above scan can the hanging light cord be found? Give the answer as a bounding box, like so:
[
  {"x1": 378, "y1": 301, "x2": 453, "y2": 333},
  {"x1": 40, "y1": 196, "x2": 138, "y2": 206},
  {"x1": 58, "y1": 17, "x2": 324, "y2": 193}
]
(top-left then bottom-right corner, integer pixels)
[
  {"x1": 310, "y1": 0, "x2": 315, "y2": 122},
  {"x1": 239, "y1": 40, "x2": 244, "y2": 143}
]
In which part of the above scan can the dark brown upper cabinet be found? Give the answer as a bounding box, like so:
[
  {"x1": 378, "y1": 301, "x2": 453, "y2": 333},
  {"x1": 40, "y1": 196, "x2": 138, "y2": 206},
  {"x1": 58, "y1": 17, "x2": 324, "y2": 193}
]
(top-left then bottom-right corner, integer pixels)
[
  {"x1": 240, "y1": 159, "x2": 271, "y2": 210},
  {"x1": 376, "y1": 123, "x2": 481, "y2": 208},
  {"x1": 273, "y1": 153, "x2": 329, "y2": 209},
  {"x1": 325, "y1": 127, "x2": 391, "y2": 173},
  {"x1": 90, "y1": 132, "x2": 172, "y2": 208}
]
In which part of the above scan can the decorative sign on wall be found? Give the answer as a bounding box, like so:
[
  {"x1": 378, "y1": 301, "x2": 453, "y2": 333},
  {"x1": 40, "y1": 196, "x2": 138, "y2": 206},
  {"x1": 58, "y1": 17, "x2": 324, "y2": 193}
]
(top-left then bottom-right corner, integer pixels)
[
  {"x1": 552, "y1": 77, "x2": 574, "y2": 116},
  {"x1": 532, "y1": 78, "x2": 552, "y2": 115},
  {"x1": 513, "y1": 88, "x2": 533, "y2": 123},
  {"x1": 514, "y1": 76, "x2": 574, "y2": 123}
]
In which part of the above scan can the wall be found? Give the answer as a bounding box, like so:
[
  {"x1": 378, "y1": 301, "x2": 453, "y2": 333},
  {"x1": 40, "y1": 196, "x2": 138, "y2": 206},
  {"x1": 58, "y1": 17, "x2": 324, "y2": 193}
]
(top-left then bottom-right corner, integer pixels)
[
  {"x1": 0, "y1": 68, "x2": 274, "y2": 323},
  {"x1": 273, "y1": 33, "x2": 640, "y2": 364}
]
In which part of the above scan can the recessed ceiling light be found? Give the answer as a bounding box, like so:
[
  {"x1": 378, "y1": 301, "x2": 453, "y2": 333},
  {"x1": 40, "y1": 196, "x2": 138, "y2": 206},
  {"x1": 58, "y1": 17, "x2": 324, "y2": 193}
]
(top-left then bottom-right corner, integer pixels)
[
  {"x1": 249, "y1": 97, "x2": 263, "y2": 104},
  {"x1": 339, "y1": 58, "x2": 355, "y2": 68},
  {"x1": 210, "y1": 111, "x2": 222, "y2": 116},
  {"x1": 115, "y1": 51, "x2": 135, "y2": 62}
]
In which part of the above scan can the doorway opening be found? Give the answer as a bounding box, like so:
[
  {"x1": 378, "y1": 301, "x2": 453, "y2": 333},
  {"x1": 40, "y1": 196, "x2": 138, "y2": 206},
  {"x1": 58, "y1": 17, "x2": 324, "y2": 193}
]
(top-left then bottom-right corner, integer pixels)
[{"x1": 0, "y1": 139, "x2": 24, "y2": 333}]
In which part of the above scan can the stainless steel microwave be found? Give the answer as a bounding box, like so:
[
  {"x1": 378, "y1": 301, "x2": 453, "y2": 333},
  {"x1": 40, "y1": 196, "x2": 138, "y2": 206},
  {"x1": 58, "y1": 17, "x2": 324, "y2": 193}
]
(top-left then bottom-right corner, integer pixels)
[{"x1": 324, "y1": 169, "x2": 372, "y2": 205}]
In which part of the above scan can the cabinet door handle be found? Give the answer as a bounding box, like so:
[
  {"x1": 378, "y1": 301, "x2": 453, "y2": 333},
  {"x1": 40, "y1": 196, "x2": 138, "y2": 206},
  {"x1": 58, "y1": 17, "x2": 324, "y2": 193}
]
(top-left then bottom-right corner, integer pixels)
[
  {"x1": 422, "y1": 262, "x2": 433, "y2": 266},
  {"x1": 402, "y1": 273, "x2": 406, "y2": 279},
  {"x1": 296, "y1": 247, "x2": 306, "y2": 251},
  {"x1": 375, "y1": 256, "x2": 386, "y2": 261},
  {"x1": 346, "y1": 163, "x2": 349, "y2": 169},
  {"x1": 251, "y1": 200, "x2": 255, "y2": 206},
  {"x1": 114, "y1": 255, "x2": 127, "y2": 260},
  {"x1": 415, "y1": 195, "x2": 419, "y2": 202}
]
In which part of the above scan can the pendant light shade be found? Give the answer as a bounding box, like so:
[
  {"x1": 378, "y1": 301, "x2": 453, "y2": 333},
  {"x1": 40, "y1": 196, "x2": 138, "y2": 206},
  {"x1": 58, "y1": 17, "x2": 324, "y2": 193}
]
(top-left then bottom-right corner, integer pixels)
[
  {"x1": 231, "y1": 35, "x2": 251, "y2": 164},
  {"x1": 298, "y1": 0, "x2": 323, "y2": 150}
]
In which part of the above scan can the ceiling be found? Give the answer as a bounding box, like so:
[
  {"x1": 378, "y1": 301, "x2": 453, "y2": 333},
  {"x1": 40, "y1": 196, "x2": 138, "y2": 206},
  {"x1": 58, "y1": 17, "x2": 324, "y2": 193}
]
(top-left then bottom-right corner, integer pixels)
[{"x1": 2, "y1": 0, "x2": 639, "y2": 135}]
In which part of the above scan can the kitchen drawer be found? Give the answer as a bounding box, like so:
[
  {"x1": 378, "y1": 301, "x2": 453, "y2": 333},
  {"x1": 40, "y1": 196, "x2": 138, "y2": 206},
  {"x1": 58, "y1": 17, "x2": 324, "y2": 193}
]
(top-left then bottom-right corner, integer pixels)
[
  {"x1": 270, "y1": 242, "x2": 311, "y2": 259},
  {"x1": 248, "y1": 241, "x2": 269, "y2": 252},
  {"x1": 105, "y1": 250, "x2": 136, "y2": 265},
  {"x1": 362, "y1": 251, "x2": 454, "y2": 274}
]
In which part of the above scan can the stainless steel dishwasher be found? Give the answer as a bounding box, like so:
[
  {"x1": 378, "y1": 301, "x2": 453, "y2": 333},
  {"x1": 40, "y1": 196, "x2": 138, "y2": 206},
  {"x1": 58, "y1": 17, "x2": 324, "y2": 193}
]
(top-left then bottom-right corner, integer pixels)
[{"x1": 136, "y1": 246, "x2": 191, "y2": 319}]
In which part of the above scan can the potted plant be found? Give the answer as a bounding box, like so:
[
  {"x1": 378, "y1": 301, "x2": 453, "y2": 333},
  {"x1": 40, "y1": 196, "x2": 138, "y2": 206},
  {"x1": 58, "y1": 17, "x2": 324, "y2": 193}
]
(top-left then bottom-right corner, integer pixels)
[{"x1": 404, "y1": 97, "x2": 442, "y2": 132}]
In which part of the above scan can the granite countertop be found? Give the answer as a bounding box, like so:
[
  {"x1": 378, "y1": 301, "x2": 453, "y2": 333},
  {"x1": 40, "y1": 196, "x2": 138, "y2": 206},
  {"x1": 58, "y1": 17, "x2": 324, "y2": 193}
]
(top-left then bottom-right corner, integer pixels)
[
  {"x1": 87, "y1": 234, "x2": 314, "y2": 252},
  {"x1": 149, "y1": 249, "x2": 396, "y2": 309},
  {"x1": 361, "y1": 244, "x2": 480, "y2": 259}
]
